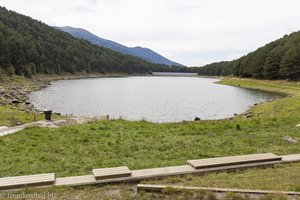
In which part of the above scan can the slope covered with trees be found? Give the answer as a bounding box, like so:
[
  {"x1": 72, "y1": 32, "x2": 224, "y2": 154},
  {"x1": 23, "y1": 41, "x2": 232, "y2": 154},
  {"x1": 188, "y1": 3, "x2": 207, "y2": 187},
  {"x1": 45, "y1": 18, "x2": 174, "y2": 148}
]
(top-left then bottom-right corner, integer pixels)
[
  {"x1": 0, "y1": 7, "x2": 183, "y2": 77},
  {"x1": 198, "y1": 32, "x2": 300, "y2": 80}
]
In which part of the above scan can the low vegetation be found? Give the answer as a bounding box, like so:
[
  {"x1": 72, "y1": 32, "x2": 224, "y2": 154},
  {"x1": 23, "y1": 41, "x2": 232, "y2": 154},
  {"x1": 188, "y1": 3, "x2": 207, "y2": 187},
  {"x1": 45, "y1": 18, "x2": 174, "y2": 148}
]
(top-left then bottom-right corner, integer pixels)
[
  {"x1": 0, "y1": 78, "x2": 300, "y2": 177},
  {"x1": 0, "y1": 105, "x2": 43, "y2": 126}
]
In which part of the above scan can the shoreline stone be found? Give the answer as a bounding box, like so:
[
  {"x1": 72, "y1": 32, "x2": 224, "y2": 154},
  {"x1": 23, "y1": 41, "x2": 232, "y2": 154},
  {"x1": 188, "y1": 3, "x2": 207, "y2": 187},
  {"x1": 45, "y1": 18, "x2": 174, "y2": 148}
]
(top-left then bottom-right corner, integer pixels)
[
  {"x1": 0, "y1": 86, "x2": 5, "y2": 94},
  {"x1": 12, "y1": 99, "x2": 22, "y2": 104},
  {"x1": 282, "y1": 136, "x2": 298, "y2": 143}
]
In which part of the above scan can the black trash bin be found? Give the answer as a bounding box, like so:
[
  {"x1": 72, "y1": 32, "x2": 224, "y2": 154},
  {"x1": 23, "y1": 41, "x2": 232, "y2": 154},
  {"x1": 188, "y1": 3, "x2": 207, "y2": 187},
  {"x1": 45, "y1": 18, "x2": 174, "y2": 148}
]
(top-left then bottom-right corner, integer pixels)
[{"x1": 44, "y1": 110, "x2": 52, "y2": 121}]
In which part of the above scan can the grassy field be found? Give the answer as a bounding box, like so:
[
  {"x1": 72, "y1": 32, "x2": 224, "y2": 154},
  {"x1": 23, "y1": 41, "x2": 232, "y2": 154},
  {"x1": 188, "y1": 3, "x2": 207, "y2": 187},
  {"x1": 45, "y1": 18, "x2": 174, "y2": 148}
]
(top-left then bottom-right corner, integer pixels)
[
  {"x1": 0, "y1": 78, "x2": 299, "y2": 177},
  {"x1": 0, "y1": 105, "x2": 42, "y2": 126},
  {"x1": 0, "y1": 105, "x2": 65, "y2": 126}
]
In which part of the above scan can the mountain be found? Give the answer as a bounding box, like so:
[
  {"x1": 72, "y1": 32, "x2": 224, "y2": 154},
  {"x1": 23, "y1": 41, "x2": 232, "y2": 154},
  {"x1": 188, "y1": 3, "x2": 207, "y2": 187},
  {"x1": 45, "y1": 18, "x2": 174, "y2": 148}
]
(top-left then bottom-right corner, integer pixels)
[
  {"x1": 0, "y1": 6, "x2": 190, "y2": 77},
  {"x1": 198, "y1": 31, "x2": 300, "y2": 80},
  {"x1": 0, "y1": 6, "x2": 178, "y2": 77},
  {"x1": 55, "y1": 26, "x2": 184, "y2": 67}
]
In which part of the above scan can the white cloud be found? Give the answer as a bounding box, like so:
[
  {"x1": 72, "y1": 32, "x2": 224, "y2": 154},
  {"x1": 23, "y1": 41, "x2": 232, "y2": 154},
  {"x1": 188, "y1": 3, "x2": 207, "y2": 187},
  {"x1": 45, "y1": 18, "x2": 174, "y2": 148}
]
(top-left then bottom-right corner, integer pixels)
[{"x1": 0, "y1": 0, "x2": 300, "y2": 66}]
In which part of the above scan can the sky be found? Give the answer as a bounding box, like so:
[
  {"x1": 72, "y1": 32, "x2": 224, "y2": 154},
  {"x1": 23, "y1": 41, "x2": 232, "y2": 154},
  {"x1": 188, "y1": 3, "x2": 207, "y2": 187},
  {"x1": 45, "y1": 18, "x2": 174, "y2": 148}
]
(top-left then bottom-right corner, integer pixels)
[{"x1": 0, "y1": 0, "x2": 300, "y2": 66}]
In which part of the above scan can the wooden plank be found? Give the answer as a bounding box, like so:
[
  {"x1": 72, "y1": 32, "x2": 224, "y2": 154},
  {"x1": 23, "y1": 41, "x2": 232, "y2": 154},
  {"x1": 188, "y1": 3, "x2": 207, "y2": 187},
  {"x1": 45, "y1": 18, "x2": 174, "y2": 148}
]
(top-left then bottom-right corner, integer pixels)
[
  {"x1": 0, "y1": 173, "x2": 55, "y2": 190},
  {"x1": 137, "y1": 184, "x2": 300, "y2": 196},
  {"x1": 187, "y1": 153, "x2": 282, "y2": 169},
  {"x1": 281, "y1": 154, "x2": 300, "y2": 163},
  {"x1": 131, "y1": 165, "x2": 195, "y2": 178},
  {"x1": 6, "y1": 153, "x2": 300, "y2": 190},
  {"x1": 56, "y1": 161, "x2": 281, "y2": 187},
  {"x1": 55, "y1": 175, "x2": 95, "y2": 186},
  {"x1": 92, "y1": 166, "x2": 131, "y2": 180}
]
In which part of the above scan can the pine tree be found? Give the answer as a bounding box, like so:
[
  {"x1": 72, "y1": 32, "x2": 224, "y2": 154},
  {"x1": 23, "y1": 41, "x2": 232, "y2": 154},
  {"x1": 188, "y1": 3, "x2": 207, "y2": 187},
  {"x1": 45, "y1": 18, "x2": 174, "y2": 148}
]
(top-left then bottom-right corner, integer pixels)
[
  {"x1": 263, "y1": 48, "x2": 282, "y2": 79},
  {"x1": 280, "y1": 46, "x2": 300, "y2": 79}
]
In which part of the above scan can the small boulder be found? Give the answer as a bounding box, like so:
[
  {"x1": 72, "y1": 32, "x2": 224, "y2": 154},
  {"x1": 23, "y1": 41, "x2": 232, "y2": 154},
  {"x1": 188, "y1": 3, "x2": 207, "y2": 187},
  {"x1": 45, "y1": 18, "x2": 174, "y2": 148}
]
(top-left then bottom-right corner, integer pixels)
[
  {"x1": 16, "y1": 122, "x2": 22, "y2": 126},
  {"x1": 245, "y1": 112, "x2": 253, "y2": 118},
  {"x1": 12, "y1": 99, "x2": 22, "y2": 104},
  {"x1": 3, "y1": 93, "x2": 12, "y2": 99},
  {"x1": 9, "y1": 91, "x2": 18, "y2": 98},
  {"x1": 282, "y1": 136, "x2": 298, "y2": 143},
  {"x1": 17, "y1": 89, "x2": 25, "y2": 96},
  {"x1": 0, "y1": 86, "x2": 5, "y2": 94},
  {"x1": 25, "y1": 101, "x2": 31, "y2": 105}
]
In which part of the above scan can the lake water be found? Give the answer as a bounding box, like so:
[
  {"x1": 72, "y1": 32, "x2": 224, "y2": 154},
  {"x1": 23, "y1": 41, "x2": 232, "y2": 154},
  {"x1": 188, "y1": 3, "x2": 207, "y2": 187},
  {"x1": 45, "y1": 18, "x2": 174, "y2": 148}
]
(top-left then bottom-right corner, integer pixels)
[{"x1": 29, "y1": 77, "x2": 280, "y2": 122}]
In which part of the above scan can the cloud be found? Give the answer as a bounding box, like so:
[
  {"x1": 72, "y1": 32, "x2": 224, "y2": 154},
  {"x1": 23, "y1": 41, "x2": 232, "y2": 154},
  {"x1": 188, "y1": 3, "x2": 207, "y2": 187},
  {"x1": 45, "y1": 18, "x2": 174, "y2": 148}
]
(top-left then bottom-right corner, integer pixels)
[{"x1": 0, "y1": 0, "x2": 299, "y2": 66}]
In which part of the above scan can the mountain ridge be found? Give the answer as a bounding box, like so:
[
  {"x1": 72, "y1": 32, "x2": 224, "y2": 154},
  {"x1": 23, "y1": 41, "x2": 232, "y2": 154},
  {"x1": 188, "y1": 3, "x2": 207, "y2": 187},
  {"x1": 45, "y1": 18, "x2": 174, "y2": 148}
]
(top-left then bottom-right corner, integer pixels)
[{"x1": 55, "y1": 26, "x2": 184, "y2": 67}]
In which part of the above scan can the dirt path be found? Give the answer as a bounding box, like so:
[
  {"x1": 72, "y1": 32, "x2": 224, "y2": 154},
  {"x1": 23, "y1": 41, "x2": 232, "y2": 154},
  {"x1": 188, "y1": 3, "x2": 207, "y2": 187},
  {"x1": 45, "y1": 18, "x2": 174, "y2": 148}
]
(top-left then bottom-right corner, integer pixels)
[{"x1": 0, "y1": 115, "x2": 109, "y2": 137}]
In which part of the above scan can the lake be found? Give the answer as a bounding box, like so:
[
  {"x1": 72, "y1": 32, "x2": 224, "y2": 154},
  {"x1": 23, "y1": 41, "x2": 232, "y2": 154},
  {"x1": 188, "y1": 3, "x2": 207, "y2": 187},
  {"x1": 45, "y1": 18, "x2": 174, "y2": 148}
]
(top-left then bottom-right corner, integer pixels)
[{"x1": 29, "y1": 77, "x2": 280, "y2": 122}]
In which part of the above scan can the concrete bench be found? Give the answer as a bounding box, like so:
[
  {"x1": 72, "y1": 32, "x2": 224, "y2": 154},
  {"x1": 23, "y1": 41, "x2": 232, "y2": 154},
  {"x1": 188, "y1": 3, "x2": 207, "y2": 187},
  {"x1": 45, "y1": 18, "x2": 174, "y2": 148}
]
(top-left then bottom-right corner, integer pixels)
[
  {"x1": 92, "y1": 166, "x2": 131, "y2": 180},
  {"x1": 187, "y1": 153, "x2": 282, "y2": 169},
  {"x1": 0, "y1": 173, "x2": 55, "y2": 190}
]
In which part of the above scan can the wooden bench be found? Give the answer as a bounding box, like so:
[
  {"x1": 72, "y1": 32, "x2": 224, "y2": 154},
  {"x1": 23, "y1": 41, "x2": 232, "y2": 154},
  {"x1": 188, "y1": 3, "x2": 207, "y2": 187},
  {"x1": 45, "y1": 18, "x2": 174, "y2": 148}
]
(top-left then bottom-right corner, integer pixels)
[
  {"x1": 0, "y1": 173, "x2": 55, "y2": 190},
  {"x1": 187, "y1": 153, "x2": 282, "y2": 169},
  {"x1": 92, "y1": 166, "x2": 131, "y2": 180}
]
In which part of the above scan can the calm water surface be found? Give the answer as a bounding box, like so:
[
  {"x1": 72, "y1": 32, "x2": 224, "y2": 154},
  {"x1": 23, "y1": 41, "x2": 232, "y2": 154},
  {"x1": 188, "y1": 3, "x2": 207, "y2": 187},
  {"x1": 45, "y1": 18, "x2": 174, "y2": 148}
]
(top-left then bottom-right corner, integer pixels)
[{"x1": 30, "y1": 77, "x2": 280, "y2": 122}]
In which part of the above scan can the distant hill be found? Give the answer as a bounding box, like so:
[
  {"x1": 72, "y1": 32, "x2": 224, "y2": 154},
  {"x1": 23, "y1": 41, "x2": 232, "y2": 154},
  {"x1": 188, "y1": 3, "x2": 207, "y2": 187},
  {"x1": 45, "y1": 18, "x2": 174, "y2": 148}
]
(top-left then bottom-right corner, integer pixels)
[
  {"x1": 0, "y1": 6, "x2": 178, "y2": 77},
  {"x1": 198, "y1": 31, "x2": 300, "y2": 80},
  {"x1": 56, "y1": 26, "x2": 184, "y2": 67}
]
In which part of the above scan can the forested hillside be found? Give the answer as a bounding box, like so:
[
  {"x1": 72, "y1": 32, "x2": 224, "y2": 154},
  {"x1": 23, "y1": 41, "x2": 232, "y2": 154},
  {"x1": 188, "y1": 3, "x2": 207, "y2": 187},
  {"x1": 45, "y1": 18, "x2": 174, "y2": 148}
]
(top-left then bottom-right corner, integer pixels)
[
  {"x1": 0, "y1": 7, "x2": 181, "y2": 77},
  {"x1": 198, "y1": 32, "x2": 300, "y2": 80}
]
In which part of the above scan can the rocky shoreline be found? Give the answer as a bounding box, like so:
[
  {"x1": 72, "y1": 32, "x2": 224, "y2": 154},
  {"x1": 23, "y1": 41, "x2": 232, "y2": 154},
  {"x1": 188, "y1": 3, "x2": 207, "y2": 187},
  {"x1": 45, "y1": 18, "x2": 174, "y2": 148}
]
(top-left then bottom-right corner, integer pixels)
[
  {"x1": 0, "y1": 73, "x2": 130, "y2": 113},
  {"x1": 0, "y1": 78, "x2": 51, "y2": 112}
]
